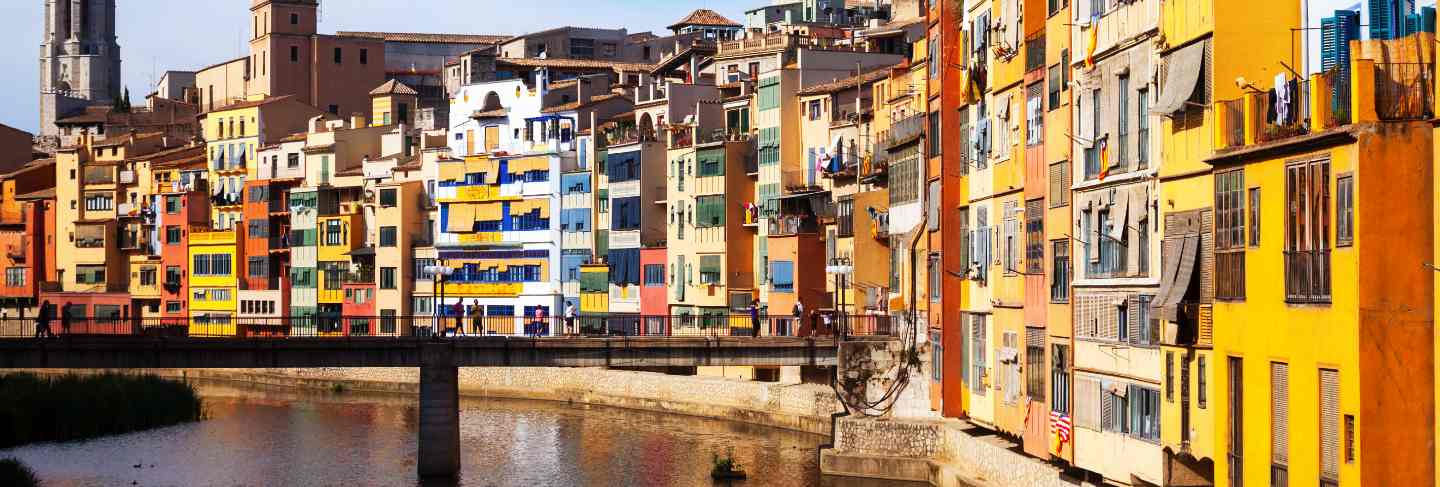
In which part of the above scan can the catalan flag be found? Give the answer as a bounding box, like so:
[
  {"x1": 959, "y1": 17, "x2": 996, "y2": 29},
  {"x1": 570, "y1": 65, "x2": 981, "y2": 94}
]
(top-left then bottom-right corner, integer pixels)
[
  {"x1": 1097, "y1": 135, "x2": 1114, "y2": 180},
  {"x1": 1086, "y1": 14, "x2": 1100, "y2": 68}
]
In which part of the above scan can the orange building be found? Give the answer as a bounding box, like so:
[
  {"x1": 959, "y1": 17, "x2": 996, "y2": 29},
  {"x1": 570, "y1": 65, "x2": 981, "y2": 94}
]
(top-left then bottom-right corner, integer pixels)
[{"x1": 0, "y1": 159, "x2": 58, "y2": 317}]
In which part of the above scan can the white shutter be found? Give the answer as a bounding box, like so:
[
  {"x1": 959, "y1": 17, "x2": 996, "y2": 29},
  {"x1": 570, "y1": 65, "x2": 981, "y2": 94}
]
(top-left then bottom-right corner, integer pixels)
[
  {"x1": 1320, "y1": 369, "x2": 1340, "y2": 479},
  {"x1": 1271, "y1": 362, "x2": 1290, "y2": 466}
]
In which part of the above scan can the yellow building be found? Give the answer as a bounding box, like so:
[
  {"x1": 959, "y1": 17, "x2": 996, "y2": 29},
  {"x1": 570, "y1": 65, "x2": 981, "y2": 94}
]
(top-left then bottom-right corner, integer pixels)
[
  {"x1": 201, "y1": 94, "x2": 322, "y2": 229},
  {"x1": 187, "y1": 229, "x2": 239, "y2": 336}
]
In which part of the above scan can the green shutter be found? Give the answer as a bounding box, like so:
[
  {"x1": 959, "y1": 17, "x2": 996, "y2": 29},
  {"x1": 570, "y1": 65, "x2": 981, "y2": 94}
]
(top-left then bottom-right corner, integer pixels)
[{"x1": 596, "y1": 229, "x2": 609, "y2": 255}]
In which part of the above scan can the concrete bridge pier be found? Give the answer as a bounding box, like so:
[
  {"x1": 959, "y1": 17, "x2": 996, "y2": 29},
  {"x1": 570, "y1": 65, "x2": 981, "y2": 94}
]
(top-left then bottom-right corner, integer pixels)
[{"x1": 417, "y1": 343, "x2": 460, "y2": 479}]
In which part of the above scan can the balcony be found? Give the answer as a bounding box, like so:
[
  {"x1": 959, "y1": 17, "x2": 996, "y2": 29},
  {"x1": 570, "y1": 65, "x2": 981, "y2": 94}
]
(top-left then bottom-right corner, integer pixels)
[
  {"x1": 343, "y1": 269, "x2": 375, "y2": 285},
  {"x1": 870, "y1": 211, "x2": 889, "y2": 240},
  {"x1": 1285, "y1": 250, "x2": 1331, "y2": 303},
  {"x1": 211, "y1": 193, "x2": 242, "y2": 208},
  {"x1": 769, "y1": 214, "x2": 819, "y2": 236},
  {"x1": 119, "y1": 169, "x2": 135, "y2": 185},
  {"x1": 885, "y1": 115, "x2": 925, "y2": 147},
  {"x1": 82, "y1": 166, "x2": 115, "y2": 185},
  {"x1": 6, "y1": 240, "x2": 27, "y2": 263},
  {"x1": 1374, "y1": 61, "x2": 1434, "y2": 121}
]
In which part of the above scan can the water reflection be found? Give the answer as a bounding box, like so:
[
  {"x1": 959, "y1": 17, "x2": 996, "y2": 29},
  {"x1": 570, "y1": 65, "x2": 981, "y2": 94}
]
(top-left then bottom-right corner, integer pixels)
[{"x1": 0, "y1": 378, "x2": 890, "y2": 487}]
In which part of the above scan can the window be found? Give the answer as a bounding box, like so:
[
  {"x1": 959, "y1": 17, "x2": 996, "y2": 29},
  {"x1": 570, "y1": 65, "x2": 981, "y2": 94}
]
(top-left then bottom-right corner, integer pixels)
[
  {"x1": 1047, "y1": 65, "x2": 1063, "y2": 110},
  {"x1": 290, "y1": 12, "x2": 298, "y2": 24},
  {"x1": 1102, "y1": 382, "x2": 1128, "y2": 433},
  {"x1": 248, "y1": 256, "x2": 268, "y2": 278},
  {"x1": 1050, "y1": 344, "x2": 1070, "y2": 414},
  {"x1": 643, "y1": 264, "x2": 665, "y2": 286},
  {"x1": 380, "y1": 267, "x2": 397, "y2": 290},
  {"x1": 931, "y1": 331, "x2": 943, "y2": 381},
  {"x1": 379, "y1": 188, "x2": 397, "y2": 207},
  {"x1": 1229, "y1": 357, "x2": 1245, "y2": 487},
  {"x1": 928, "y1": 253, "x2": 940, "y2": 302},
  {"x1": 1272, "y1": 362, "x2": 1290, "y2": 486},
  {"x1": 1198, "y1": 355, "x2": 1208, "y2": 409},
  {"x1": 1117, "y1": 75, "x2": 1129, "y2": 167},
  {"x1": 1085, "y1": 90, "x2": 1101, "y2": 179},
  {"x1": 75, "y1": 265, "x2": 106, "y2": 285},
  {"x1": 1137, "y1": 88, "x2": 1150, "y2": 169},
  {"x1": 166, "y1": 226, "x2": 182, "y2": 244},
  {"x1": 1215, "y1": 170, "x2": 1246, "y2": 300},
  {"x1": 333, "y1": 47, "x2": 342, "y2": 64},
  {"x1": 1248, "y1": 187, "x2": 1262, "y2": 246},
  {"x1": 1285, "y1": 159, "x2": 1331, "y2": 302},
  {"x1": 1128, "y1": 385, "x2": 1160, "y2": 442},
  {"x1": 166, "y1": 195, "x2": 181, "y2": 214},
  {"x1": 379, "y1": 226, "x2": 397, "y2": 247},
  {"x1": 1166, "y1": 352, "x2": 1175, "y2": 401},
  {"x1": 1003, "y1": 202, "x2": 1020, "y2": 273},
  {"x1": 770, "y1": 260, "x2": 794, "y2": 292},
  {"x1": 808, "y1": 100, "x2": 822, "y2": 121},
  {"x1": 84, "y1": 194, "x2": 113, "y2": 211},
  {"x1": 360, "y1": 48, "x2": 368, "y2": 65},
  {"x1": 1025, "y1": 328, "x2": 1045, "y2": 400},
  {"x1": 837, "y1": 198, "x2": 854, "y2": 237},
  {"x1": 1025, "y1": 200, "x2": 1044, "y2": 274},
  {"x1": 290, "y1": 45, "x2": 298, "y2": 62},
  {"x1": 699, "y1": 255, "x2": 722, "y2": 284},
  {"x1": 1026, "y1": 82, "x2": 1044, "y2": 146},
  {"x1": 969, "y1": 314, "x2": 987, "y2": 395},
  {"x1": 1336, "y1": 175, "x2": 1353, "y2": 246},
  {"x1": 166, "y1": 301, "x2": 183, "y2": 313},
  {"x1": 928, "y1": 111, "x2": 942, "y2": 157},
  {"x1": 695, "y1": 195, "x2": 725, "y2": 228},
  {"x1": 324, "y1": 220, "x2": 344, "y2": 245},
  {"x1": 414, "y1": 258, "x2": 437, "y2": 281},
  {"x1": 1051, "y1": 240, "x2": 1070, "y2": 302},
  {"x1": 166, "y1": 266, "x2": 182, "y2": 286},
  {"x1": 4, "y1": 267, "x2": 25, "y2": 287},
  {"x1": 1049, "y1": 161, "x2": 1070, "y2": 208}
]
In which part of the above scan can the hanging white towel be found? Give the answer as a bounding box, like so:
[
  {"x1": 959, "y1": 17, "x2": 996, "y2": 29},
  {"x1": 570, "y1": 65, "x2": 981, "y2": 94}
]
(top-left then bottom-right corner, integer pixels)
[{"x1": 1274, "y1": 73, "x2": 1290, "y2": 125}]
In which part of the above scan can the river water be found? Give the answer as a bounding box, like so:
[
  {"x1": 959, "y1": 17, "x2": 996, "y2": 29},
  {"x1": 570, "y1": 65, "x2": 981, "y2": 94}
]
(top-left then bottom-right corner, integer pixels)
[{"x1": 0, "y1": 379, "x2": 912, "y2": 487}]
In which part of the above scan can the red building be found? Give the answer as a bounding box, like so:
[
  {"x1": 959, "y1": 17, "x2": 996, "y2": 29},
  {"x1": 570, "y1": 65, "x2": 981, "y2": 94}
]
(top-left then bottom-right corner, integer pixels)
[
  {"x1": 158, "y1": 190, "x2": 211, "y2": 324},
  {"x1": 238, "y1": 179, "x2": 296, "y2": 330},
  {"x1": 340, "y1": 248, "x2": 376, "y2": 336},
  {"x1": 0, "y1": 158, "x2": 57, "y2": 318},
  {"x1": 639, "y1": 246, "x2": 667, "y2": 334}
]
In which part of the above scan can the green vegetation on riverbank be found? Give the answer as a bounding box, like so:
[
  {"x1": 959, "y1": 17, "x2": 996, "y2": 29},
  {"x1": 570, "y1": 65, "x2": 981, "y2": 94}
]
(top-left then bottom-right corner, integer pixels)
[
  {"x1": 0, "y1": 458, "x2": 39, "y2": 487},
  {"x1": 0, "y1": 373, "x2": 203, "y2": 448}
]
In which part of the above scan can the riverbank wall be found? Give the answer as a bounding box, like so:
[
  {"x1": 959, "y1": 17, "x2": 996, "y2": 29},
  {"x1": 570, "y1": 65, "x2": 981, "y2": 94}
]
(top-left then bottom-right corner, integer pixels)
[{"x1": 141, "y1": 368, "x2": 845, "y2": 436}]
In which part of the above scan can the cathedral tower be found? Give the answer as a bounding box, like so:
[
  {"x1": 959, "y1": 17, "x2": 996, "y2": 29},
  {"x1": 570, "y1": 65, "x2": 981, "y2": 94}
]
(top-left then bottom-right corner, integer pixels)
[{"x1": 39, "y1": 0, "x2": 122, "y2": 136}]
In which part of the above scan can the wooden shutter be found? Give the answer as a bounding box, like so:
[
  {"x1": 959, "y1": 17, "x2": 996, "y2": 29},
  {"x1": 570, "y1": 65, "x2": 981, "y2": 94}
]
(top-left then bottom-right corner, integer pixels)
[
  {"x1": 959, "y1": 207, "x2": 970, "y2": 278},
  {"x1": 1126, "y1": 295, "x2": 1141, "y2": 344},
  {"x1": 466, "y1": 129, "x2": 476, "y2": 155},
  {"x1": 1320, "y1": 369, "x2": 1340, "y2": 479},
  {"x1": 1100, "y1": 383, "x2": 1115, "y2": 431},
  {"x1": 1075, "y1": 375, "x2": 1101, "y2": 430},
  {"x1": 1200, "y1": 208, "x2": 1216, "y2": 303},
  {"x1": 1271, "y1": 362, "x2": 1290, "y2": 466}
]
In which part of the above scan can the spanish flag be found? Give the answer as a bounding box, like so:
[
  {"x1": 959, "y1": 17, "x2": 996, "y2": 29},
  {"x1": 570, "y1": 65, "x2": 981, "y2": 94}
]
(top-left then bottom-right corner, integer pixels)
[
  {"x1": 1085, "y1": 14, "x2": 1100, "y2": 69},
  {"x1": 1097, "y1": 135, "x2": 1113, "y2": 180}
]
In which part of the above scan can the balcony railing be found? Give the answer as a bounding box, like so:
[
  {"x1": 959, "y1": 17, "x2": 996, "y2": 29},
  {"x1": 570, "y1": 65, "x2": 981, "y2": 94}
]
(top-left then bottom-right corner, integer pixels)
[
  {"x1": 1257, "y1": 81, "x2": 1311, "y2": 144},
  {"x1": 1217, "y1": 98, "x2": 1245, "y2": 150},
  {"x1": 885, "y1": 114, "x2": 925, "y2": 147},
  {"x1": 119, "y1": 170, "x2": 135, "y2": 185},
  {"x1": 82, "y1": 166, "x2": 115, "y2": 185},
  {"x1": 1375, "y1": 62, "x2": 1435, "y2": 121},
  {"x1": 769, "y1": 214, "x2": 820, "y2": 236},
  {"x1": 1284, "y1": 250, "x2": 1331, "y2": 303}
]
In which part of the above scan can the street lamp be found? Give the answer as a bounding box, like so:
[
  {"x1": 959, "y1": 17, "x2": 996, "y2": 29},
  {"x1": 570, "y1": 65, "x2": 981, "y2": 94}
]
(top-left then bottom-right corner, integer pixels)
[
  {"x1": 826, "y1": 257, "x2": 854, "y2": 339},
  {"x1": 424, "y1": 262, "x2": 454, "y2": 337}
]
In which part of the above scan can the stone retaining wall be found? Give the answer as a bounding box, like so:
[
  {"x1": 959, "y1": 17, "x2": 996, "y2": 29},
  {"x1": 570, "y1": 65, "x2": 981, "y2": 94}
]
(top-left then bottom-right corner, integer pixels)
[
  {"x1": 823, "y1": 416, "x2": 1076, "y2": 487},
  {"x1": 137, "y1": 367, "x2": 843, "y2": 436}
]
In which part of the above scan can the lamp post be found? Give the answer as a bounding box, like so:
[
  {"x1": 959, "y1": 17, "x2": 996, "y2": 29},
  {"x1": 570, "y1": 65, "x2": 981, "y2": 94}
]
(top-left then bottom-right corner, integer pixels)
[
  {"x1": 826, "y1": 257, "x2": 854, "y2": 339},
  {"x1": 424, "y1": 261, "x2": 454, "y2": 337}
]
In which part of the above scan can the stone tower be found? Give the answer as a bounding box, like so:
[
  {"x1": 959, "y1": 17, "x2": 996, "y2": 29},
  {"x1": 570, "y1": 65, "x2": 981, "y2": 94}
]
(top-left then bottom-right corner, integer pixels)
[{"x1": 39, "y1": 0, "x2": 122, "y2": 136}]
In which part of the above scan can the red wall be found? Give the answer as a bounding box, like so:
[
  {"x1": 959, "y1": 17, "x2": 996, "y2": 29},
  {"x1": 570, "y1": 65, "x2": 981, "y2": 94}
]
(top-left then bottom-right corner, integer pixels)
[{"x1": 640, "y1": 247, "x2": 667, "y2": 317}]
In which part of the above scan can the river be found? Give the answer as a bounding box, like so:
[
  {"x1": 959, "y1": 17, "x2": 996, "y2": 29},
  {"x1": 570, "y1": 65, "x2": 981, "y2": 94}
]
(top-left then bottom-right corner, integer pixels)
[{"x1": 0, "y1": 378, "x2": 914, "y2": 487}]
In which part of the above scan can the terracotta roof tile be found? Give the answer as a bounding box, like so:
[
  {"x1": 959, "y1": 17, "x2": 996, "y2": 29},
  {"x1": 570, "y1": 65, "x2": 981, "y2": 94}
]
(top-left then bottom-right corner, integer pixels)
[
  {"x1": 496, "y1": 57, "x2": 654, "y2": 72},
  {"x1": 370, "y1": 79, "x2": 420, "y2": 96},
  {"x1": 670, "y1": 9, "x2": 742, "y2": 30},
  {"x1": 336, "y1": 31, "x2": 509, "y2": 44},
  {"x1": 541, "y1": 93, "x2": 628, "y2": 114},
  {"x1": 796, "y1": 67, "x2": 894, "y2": 96},
  {"x1": 15, "y1": 188, "x2": 55, "y2": 201},
  {"x1": 209, "y1": 95, "x2": 296, "y2": 112}
]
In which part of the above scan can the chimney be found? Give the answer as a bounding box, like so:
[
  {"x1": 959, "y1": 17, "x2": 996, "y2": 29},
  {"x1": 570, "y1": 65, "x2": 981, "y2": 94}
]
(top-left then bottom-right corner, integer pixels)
[{"x1": 577, "y1": 77, "x2": 593, "y2": 105}]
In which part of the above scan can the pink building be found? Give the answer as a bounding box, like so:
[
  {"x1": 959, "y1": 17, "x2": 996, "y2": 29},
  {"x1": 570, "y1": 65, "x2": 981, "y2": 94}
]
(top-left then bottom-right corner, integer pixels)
[{"x1": 640, "y1": 247, "x2": 667, "y2": 334}]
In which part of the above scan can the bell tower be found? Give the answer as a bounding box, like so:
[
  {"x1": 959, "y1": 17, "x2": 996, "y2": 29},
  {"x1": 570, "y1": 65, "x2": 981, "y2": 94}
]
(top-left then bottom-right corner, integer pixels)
[{"x1": 39, "y1": 0, "x2": 122, "y2": 136}]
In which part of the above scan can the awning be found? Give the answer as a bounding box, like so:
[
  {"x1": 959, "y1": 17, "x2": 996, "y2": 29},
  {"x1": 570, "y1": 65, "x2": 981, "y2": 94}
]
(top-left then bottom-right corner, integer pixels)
[
  {"x1": 1152, "y1": 40, "x2": 1207, "y2": 116},
  {"x1": 1156, "y1": 233, "x2": 1200, "y2": 321},
  {"x1": 346, "y1": 247, "x2": 375, "y2": 257},
  {"x1": 438, "y1": 161, "x2": 465, "y2": 182},
  {"x1": 475, "y1": 202, "x2": 504, "y2": 221},
  {"x1": 445, "y1": 203, "x2": 475, "y2": 232}
]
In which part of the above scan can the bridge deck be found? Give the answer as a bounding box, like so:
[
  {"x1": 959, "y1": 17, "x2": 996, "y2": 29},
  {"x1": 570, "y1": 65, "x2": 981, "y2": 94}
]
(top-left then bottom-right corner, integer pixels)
[{"x1": 0, "y1": 336, "x2": 840, "y2": 369}]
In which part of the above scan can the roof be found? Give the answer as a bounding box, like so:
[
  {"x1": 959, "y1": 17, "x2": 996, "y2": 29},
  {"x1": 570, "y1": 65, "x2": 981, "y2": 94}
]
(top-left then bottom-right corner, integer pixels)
[
  {"x1": 370, "y1": 79, "x2": 420, "y2": 96},
  {"x1": 472, "y1": 108, "x2": 509, "y2": 118},
  {"x1": 670, "y1": 9, "x2": 742, "y2": 30},
  {"x1": 336, "y1": 31, "x2": 509, "y2": 44},
  {"x1": 15, "y1": 188, "x2": 56, "y2": 201},
  {"x1": 335, "y1": 166, "x2": 365, "y2": 177},
  {"x1": 540, "y1": 93, "x2": 628, "y2": 114},
  {"x1": 153, "y1": 152, "x2": 208, "y2": 169},
  {"x1": 55, "y1": 106, "x2": 113, "y2": 125},
  {"x1": 129, "y1": 144, "x2": 204, "y2": 163},
  {"x1": 796, "y1": 67, "x2": 894, "y2": 96},
  {"x1": 496, "y1": 57, "x2": 654, "y2": 73},
  {"x1": 209, "y1": 95, "x2": 296, "y2": 112},
  {"x1": 3, "y1": 158, "x2": 54, "y2": 180}
]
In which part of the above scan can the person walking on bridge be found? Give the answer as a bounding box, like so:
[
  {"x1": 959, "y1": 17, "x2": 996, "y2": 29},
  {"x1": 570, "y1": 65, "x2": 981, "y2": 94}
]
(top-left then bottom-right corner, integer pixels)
[
  {"x1": 60, "y1": 302, "x2": 74, "y2": 336},
  {"x1": 34, "y1": 301, "x2": 54, "y2": 339},
  {"x1": 749, "y1": 299, "x2": 761, "y2": 338}
]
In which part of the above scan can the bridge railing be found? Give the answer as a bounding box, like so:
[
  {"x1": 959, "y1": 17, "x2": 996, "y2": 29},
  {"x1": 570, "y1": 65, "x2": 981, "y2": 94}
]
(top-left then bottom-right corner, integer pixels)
[{"x1": 1, "y1": 313, "x2": 898, "y2": 339}]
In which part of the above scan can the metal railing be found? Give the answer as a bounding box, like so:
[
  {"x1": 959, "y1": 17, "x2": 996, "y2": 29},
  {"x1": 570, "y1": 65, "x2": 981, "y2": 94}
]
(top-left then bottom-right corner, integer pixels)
[
  {"x1": 1375, "y1": 62, "x2": 1435, "y2": 121},
  {"x1": 1284, "y1": 250, "x2": 1331, "y2": 303},
  {"x1": 1257, "y1": 81, "x2": 1311, "y2": 143},
  {"x1": 1217, "y1": 98, "x2": 1245, "y2": 149},
  {"x1": 2, "y1": 314, "x2": 896, "y2": 339}
]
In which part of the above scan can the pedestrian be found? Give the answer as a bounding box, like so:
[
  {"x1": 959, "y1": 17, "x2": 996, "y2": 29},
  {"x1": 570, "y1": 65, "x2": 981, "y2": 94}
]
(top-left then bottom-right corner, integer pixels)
[
  {"x1": 789, "y1": 299, "x2": 805, "y2": 337},
  {"x1": 749, "y1": 299, "x2": 761, "y2": 338},
  {"x1": 450, "y1": 301, "x2": 463, "y2": 337},
  {"x1": 564, "y1": 301, "x2": 577, "y2": 336},
  {"x1": 534, "y1": 306, "x2": 547, "y2": 337},
  {"x1": 34, "y1": 301, "x2": 53, "y2": 339},
  {"x1": 470, "y1": 299, "x2": 483, "y2": 335},
  {"x1": 61, "y1": 302, "x2": 74, "y2": 336}
]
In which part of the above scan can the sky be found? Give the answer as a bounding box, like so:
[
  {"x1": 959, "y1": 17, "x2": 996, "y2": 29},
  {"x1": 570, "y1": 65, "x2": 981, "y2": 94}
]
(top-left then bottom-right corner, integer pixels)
[
  {"x1": 0, "y1": 0, "x2": 749, "y2": 133},
  {"x1": 1, "y1": 0, "x2": 1436, "y2": 134}
]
